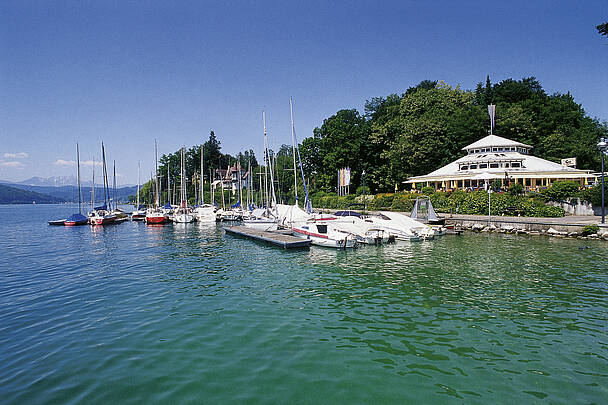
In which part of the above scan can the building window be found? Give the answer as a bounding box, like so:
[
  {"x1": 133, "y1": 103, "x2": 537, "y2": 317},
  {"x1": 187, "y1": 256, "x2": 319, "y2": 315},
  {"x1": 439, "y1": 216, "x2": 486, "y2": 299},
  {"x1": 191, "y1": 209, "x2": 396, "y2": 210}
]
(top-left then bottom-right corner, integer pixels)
[
  {"x1": 504, "y1": 163, "x2": 510, "y2": 168},
  {"x1": 460, "y1": 165, "x2": 468, "y2": 170},
  {"x1": 470, "y1": 164, "x2": 477, "y2": 169},
  {"x1": 479, "y1": 164, "x2": 488, "y2": 169},
  {"x1": 511, "y1": 162, "x2": 521, "y2": 168},
  {"x1": 490, "y1": 163, "x2": 499, "y2": 168}
]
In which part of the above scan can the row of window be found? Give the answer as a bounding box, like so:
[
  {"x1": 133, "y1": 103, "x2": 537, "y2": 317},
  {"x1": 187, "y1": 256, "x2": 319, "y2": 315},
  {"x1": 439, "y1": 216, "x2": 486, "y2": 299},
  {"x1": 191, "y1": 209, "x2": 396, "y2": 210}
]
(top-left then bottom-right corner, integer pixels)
[
  {"x1": 459, "y1": 161, "x2": 522, "y2": 170},
  {"x1": 468, "y1": 146, "x2": 528, "y2": 154}
]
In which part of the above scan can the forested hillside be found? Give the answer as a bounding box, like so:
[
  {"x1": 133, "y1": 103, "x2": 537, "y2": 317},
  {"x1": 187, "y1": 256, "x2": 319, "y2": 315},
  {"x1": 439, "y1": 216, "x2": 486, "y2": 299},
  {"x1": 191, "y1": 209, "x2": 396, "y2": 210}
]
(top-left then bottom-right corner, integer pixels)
[
  {"x1": 0, "y1": 184, "x2": 65, "y2": 204},
  {"x1": 300, "y1": 77, "x2": 607, "y2": 193}
]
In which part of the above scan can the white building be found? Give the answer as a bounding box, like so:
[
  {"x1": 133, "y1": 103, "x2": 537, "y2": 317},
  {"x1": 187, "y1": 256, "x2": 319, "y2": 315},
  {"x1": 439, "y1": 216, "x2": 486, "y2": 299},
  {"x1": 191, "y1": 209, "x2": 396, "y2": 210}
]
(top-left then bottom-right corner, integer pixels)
[{"x1": 406, "y1": 134, "x2": 595, "y2": 191}]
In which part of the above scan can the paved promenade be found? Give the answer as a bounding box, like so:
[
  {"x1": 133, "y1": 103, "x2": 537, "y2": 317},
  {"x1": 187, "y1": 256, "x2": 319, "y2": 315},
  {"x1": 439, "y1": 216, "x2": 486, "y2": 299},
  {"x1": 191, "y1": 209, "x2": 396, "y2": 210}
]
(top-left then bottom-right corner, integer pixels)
[{"x1": 445, "y1": 213, "x2": 607, "y2": 228}]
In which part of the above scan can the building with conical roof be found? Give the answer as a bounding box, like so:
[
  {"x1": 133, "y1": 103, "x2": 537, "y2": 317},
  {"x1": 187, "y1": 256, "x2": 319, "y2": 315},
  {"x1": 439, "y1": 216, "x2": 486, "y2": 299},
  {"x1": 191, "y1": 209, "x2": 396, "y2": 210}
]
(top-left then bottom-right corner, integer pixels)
[{"x1": 406, "y1": 108, "x2": 596, "y2": 191}]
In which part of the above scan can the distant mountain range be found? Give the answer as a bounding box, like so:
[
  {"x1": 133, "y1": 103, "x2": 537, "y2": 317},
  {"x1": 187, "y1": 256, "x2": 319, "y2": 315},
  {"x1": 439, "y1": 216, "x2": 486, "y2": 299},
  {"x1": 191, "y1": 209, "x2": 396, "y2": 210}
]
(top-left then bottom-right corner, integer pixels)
[
  {"x1": 0, "y1": 182, "x2": 138, "y2": 204},
  {"x1": 0, "y1": 184, "x2": 66, "y2": 204},
  {"x1": 1, "y1": 176, "x2": 136, "y2": 188}
]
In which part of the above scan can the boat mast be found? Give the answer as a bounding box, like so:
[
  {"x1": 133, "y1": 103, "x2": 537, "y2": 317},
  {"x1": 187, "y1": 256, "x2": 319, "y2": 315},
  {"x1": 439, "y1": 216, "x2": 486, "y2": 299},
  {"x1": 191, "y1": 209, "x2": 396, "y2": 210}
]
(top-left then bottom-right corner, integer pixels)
[
  {"x1": 155, "y1": 139, "x2": 160, "y2": 208},
  {"x1": 290, "y1": 97, "x2": 298, "y2": 205},
  {"x1": 200, "y1": 145, "x2": 204, "y2": 205},
  {"x1": 91, "y1": 156, "x2": 95, "y2": 208},
  {"x1": 102, "y1": 142, "x2": 108, "y2": 207},
  {"x1": 77, "y1": 142, "x2": 82, "y2": 214},
  {"x1": 137, "y1": 161, "x2": 140, "y2": 208},
  {"x1": 167, "y1": 162, "x2": 170, "y2": 206},
  {"x1": 262, "y1": 110, "x2": 269, "y2": 208},
  {"x1": 238, "y1": 160, "x2": 243, "y2": 210},
  {"x1": 113, "y1": 160, "x2": 116, "y2": 210}
]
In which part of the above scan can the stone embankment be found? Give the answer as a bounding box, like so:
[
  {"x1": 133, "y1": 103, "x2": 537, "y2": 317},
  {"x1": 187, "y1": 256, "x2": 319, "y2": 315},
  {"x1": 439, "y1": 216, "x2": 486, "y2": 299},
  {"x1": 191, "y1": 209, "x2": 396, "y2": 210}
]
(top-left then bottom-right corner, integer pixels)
[{"x1": 446, "y1": 214, "x2": 608, "y2": 241}]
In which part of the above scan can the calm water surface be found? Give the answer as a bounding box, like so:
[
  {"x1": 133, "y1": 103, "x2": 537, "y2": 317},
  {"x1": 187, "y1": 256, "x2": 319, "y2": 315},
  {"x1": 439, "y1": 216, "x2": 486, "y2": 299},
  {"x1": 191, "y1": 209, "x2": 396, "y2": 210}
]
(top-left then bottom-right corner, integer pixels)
[{"x1": 1, "y1": 204, "x2": 607, "y2": 404}]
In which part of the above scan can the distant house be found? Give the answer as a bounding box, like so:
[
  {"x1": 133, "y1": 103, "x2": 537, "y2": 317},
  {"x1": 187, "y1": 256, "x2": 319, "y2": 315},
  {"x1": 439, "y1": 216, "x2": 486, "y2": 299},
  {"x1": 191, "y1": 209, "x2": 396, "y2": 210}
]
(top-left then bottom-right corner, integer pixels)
[
  {"x1": 214, "y1": 165, "x2": 250, "y2": 193},
  {"x1": 406, "y1": 134, "x2": 595, "y2": 191}
]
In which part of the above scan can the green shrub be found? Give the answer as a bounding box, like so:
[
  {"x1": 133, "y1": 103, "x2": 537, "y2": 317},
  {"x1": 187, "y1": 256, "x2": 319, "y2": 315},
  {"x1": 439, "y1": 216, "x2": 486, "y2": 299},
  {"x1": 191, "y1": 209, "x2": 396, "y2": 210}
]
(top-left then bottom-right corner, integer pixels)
[
  {"x1": 421, "y1": 186, "x2": 435, "y2": 195},
  {"x1": 542, "y1": 181, "x2": 580, "y2": 201},
  {"x1": 391, "y1": 194, "x2": 414, "y2": 212},
  {"x1": 582, "y1": 224, "x2": 600, "y2": 236},
  {"x1": 356, "y1": 185, "x2": 370, "y2": 195},
  {"x1": 509, "y1": 183, "x2": 524, "y2": 195}
]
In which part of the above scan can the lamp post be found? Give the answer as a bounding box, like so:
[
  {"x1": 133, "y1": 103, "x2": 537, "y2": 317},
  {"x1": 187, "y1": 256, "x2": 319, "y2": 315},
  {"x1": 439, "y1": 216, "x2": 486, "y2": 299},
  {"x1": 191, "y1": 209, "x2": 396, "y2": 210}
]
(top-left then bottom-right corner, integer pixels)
[
  {"x1": 598, "y1": 137, "x2": 607, "y2": 224},
  {"x1": 362, "y1": 170, "x2": 366, "y2": 210}
]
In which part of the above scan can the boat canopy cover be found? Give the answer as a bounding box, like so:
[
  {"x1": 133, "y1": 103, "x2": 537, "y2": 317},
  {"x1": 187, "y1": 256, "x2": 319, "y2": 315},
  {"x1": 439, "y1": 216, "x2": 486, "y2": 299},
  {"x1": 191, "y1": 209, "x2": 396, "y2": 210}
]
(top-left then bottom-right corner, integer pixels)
[
  {"x1": 137, "y1": 204, "x2": 145, "y2": 210},
  {"x1": 94, "y1": 203, "x2": 107, "y2": 210},
  {"x1": 334, "y1": 210, "x2": 363, "y2": 218},
  {"x1": 162, "y1": 203, "x2": 172, "y2": 209},
  {"x1": 66, "y1": 213, "x2": 88, "y2": 222},
  {"x1": 411, "y1": 198, "x2": 438, "y2": 221},
  {"x1": 231, "y1": 201, "x2": 240, "y2": 208}
]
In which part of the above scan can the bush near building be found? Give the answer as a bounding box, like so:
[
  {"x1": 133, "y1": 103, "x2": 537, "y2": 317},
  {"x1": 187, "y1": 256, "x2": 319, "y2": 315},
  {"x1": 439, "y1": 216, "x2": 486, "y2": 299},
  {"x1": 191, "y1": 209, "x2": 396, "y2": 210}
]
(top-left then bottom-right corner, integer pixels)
[{"x1": 311, "y1": 190, "x2": 565, "y2": 217}]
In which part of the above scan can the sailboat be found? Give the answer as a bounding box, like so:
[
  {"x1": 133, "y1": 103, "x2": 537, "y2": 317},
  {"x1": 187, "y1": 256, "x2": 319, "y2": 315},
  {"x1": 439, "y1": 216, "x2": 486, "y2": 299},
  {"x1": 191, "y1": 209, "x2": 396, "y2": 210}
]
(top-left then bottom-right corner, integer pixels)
[
  {"x1": 173, "y1": 147, "x2": 195, "y2": 223},
  {"x1": 49, "y1": 143, "x2": 89, "y2": 225},
  {"x1": 242, "y1": 110, "x2": 279, "y2": 231},
  {"x1": 110, "y1": 160, "x2": 128, "y2": 220},
  {"x1": 89, "y1": 143, "x2": 117, "y2": 225},
  {"x1": 281, "y1": 99, "x2": 356, "y2": 248},
  {"x1": 145, "y1": 140, "x2": 169, "y2": 224},
  {"x1": 131, "y1": 161, "x2": 146, "y2": 220},
  {"x1": 193, "y1": 144, "x2": 216, "y2": 222}
]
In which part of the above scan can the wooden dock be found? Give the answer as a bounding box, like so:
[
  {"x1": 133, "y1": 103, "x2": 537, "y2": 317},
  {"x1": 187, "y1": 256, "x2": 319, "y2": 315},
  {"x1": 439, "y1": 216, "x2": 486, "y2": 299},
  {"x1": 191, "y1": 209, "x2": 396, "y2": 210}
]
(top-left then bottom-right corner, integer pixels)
[{"x1": 224, "y1": 226, "x2": 311, "y2": 249}]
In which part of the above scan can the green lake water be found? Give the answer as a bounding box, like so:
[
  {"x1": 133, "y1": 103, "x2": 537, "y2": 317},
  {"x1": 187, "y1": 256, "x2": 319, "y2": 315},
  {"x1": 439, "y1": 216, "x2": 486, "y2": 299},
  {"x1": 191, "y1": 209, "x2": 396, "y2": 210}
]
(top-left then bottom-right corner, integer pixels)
[{"x1": 1, "y1": 204, "x2": 607, "y2": 404}]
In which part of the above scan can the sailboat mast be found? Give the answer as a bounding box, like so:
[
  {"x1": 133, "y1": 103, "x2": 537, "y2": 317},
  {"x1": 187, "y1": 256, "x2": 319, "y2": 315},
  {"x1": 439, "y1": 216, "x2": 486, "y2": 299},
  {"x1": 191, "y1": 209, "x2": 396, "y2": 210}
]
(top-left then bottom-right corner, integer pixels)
[
  {"x1": 263, "y1": 110, "x2": 269, "y2": 208},
  {"x1": 155, "y1": 140, "x2": 160, "y2": 208},
  {"x1": 137, "y1": 161, "x2": 140, "y2": 208},
  {"x1": 77, "y1": 142, "x2": 82, "y2": 214},
  {"x1": 91, "y1": 156, "x2": 95, "y2": 208},
  {"x1": 167, "y1": 163, "x2": 170, "y2": 206},
  {"x1": 200, "y1": 145, "x2": 204, "y2": 205},
  {"x1": 113, "y1": 160, "x2": 116, "y2": 210},
  {"x1": 102, "y1": 143, "x2": 108, "y2": 206},
  {"x1": 290, "y1": 97, "x2": 298, "y2": 204}
]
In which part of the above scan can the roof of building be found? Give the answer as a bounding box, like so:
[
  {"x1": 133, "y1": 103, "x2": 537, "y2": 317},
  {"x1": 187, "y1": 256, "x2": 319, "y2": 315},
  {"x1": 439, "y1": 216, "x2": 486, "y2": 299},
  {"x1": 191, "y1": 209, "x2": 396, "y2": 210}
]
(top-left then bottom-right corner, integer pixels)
[
  {"x1": 407, "y1": 152, "x2": 592, "y2": 183},
  {"x1": 462, "y1": 134, "x2": 532, "y2": 150}
]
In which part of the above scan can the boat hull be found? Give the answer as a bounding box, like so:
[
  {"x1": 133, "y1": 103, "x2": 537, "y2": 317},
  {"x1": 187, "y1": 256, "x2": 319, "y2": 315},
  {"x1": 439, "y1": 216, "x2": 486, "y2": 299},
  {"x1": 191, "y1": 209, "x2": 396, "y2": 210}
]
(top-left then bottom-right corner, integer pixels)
[
  {"x1": 145, "y1": 215, "x2": 167, "y2": 224},
  {"x1": 292, "y1": 227, "x2": 357, "y2": 248},
  {"x1": 91, "y1": 216, "x2": 116, "y2": 225}
]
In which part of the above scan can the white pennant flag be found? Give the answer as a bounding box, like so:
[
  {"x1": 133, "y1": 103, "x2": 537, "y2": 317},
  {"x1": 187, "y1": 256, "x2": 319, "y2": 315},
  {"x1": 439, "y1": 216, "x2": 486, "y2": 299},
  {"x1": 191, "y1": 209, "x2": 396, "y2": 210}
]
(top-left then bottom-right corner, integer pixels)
[{"x1": 488, "y1": 104, "x2": 496, "y2": 134}]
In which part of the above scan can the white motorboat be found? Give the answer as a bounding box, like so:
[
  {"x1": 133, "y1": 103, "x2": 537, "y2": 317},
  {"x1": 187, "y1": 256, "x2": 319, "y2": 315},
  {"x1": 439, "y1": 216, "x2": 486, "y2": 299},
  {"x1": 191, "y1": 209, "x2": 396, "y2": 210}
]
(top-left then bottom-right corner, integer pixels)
[
  {"x1": 291, "y1": 219, "x2": 357, "y2": 248},
  {"x1": 368, "y1": 211, "x2": 433, "y2": 240},
  {"x1": 331, "y1": 211, "x2": 394, "y2": 244}
]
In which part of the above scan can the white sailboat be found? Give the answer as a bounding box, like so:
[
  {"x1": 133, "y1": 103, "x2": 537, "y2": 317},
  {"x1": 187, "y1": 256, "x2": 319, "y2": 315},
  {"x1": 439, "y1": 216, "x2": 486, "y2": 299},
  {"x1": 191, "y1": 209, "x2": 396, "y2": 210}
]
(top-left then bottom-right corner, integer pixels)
[
  {"x1": 173, "y1": 147, "x2": 195, "y2": 223},
  {"x1": 131, "y1": 161, "x2": 146, "y2": 220},
  {"x1": 193, "y1": 144, "x2": 217, "y2": 223},
  {"x1": 243, "y1": 109, "x2": 279, "y2": 230},
  {"x1": 90, "y1": 143, "x2": 117, "y2": 225},
  {"x1": 145, "y1": 140, "x2": 169, "y2": 224}
]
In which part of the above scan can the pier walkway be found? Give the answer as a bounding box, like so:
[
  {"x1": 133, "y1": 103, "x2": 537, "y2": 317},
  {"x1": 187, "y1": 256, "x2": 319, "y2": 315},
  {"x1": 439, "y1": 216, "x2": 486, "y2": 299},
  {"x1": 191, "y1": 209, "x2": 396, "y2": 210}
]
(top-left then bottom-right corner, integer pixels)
[{"x1": 224, "y1": 226, "x2": 311, "y2": 249}]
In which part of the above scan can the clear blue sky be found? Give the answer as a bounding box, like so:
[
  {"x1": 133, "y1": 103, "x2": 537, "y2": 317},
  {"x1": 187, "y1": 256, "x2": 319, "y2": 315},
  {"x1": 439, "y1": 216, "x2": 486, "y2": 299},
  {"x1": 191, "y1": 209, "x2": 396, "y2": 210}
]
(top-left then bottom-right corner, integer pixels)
[{"x1": 1, "y1": 0, "x2": 606, "y2": 185}]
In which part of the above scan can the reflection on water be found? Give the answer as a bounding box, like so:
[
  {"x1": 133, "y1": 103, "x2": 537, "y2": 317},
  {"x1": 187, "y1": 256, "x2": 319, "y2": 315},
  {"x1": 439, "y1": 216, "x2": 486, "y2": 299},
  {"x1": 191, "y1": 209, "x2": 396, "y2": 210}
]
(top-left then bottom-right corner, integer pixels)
[{"x1": 0, "y1": 204, "x2": 607, "y2": 404}]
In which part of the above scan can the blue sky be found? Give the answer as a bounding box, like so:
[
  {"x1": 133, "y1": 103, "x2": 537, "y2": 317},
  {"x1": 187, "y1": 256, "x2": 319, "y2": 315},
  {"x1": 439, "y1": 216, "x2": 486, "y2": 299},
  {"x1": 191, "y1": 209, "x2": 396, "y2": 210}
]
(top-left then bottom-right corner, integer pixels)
[{"x1": 1, "y1": 0, "x2": 606, "y2": 185}]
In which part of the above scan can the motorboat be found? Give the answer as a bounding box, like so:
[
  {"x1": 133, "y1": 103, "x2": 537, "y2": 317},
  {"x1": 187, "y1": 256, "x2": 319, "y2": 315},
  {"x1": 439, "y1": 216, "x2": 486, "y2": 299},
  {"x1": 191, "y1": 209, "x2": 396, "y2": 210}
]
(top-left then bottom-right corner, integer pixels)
[
  {"x1": 291, "y1": 219, "x2": 358, "y2": 248},
  {"x1": 331, "y1": 211, "x2": 394, "y2": 244},
  {"x1": 368, "y1": 211, "x2": 433, "y2": 240}
]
